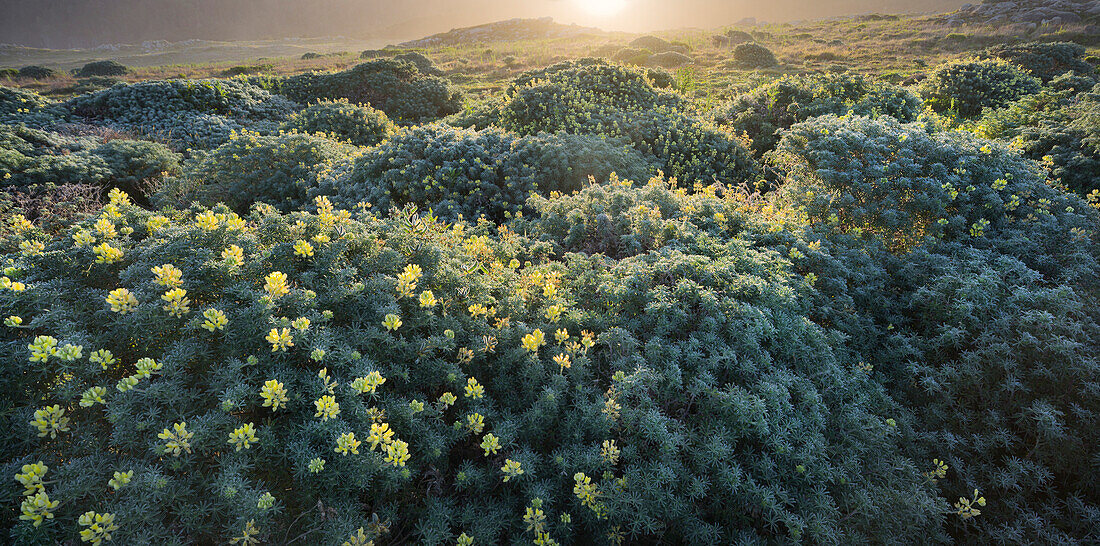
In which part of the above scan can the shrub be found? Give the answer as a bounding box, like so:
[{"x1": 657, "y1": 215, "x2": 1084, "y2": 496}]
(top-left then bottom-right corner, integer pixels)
[
  {"x1": 976, "y1": 77, "x2": 1100, "y2": 196},
  {"x1": 611, "y1": 47, "x2": 653, "y2": 66},
  {"x1": 17, "y1": 66, "x2": 55, "y2": 80},
  {"x1": 393, "y1": 52, "x2": 443, "y2": 76},
  {"x1": 73, "y1": 60, "x2": 129, "y2": 78},
  {"x1": 731, "y1": 43, "x2": 778, "y2": 69},
  {"x1": 222, "y1": 64, "x2": 274, "y2": 77},
  {"x1": 0, "y1": 188, "x2": 950, "y2": 544},
  {"x1": 315, "y1": 124, "x2": 651, "y2": 222},
  {"x1": 628, "y1": 36, "x2": 689, "y2": 54},
  {"x1": 921, "y1": 58, "x2": 1042, "y2": 118},
  {"x1": 301, "y1": 52, "x2": 322, "y2": 60},
  {"x1": 281, "y1": 99, "x2": 397, "y2": 147},
  {"x1": 766, "y1": 114, "x2": 1100, "y2": 543},
  {"x1": 978, "y1": 41, "x2": 1094, "y2": 82},
  {"x1": 646, "y1": 51, "x2": 693, "y2": 69},
  {"x1": 159, "y1": 131, "x2": 358, "y2": 212},
  {"x1": 91, "y1": 139, "x2": 182, "y2": 201},
  {"x1": 0, "y1": 85, "x2": 68, "y2": 128},
  {"x1": 712, "y1": 73, "x2": 922, "y2": 156},
  {"x1": 66, "y1": 79, "x2": 297, "y2": 149},
  {"x1": 0, "y1": 68, "x2": 18, "y2": 80},
  {"x1": 276, "y1": 59, "x2": 463, "y2": 124}
]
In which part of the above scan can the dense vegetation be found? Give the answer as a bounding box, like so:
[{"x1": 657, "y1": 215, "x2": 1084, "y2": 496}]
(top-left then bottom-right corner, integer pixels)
[{"x1": 1, "y1": 11, "x2": 1099, "y2": 546}]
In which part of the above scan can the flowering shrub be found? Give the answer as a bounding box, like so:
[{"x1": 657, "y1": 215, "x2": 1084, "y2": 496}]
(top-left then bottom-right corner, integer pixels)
[
  {"x1": 275, "y1": 59, "x2": 464, "y2": 124},
  {"x1": 921, "y1": 58, "x2": 1042, "y2": 118},
  {"x1": 315, "y1": 124, "x2": 650, "y2": 222},
  {"x1": 0, "y1": 86, "x2": 68, "y2": 128},
  {"x1": 66, "y1": 79, "x2": 297, "y2": 149},
  {"x1": 712, "y1": 73, "x2": 922, "y2": 156},
  {"x1": 158, "y1": 131, "x2": 359, "y2": 212},
  {"x1": 281, "y1": 99, "x2": 397, "y2": 147}
]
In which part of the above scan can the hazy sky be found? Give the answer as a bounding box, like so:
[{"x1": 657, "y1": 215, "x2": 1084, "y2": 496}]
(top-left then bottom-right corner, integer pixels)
[{"x1": 0, "y1": 0, "x2": 966, "y2": 49}]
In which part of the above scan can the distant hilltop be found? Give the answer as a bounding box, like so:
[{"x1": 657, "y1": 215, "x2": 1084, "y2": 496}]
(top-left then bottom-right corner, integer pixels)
[{"x1": 399, "y1": 17, "x2": 605, "y2": 48}]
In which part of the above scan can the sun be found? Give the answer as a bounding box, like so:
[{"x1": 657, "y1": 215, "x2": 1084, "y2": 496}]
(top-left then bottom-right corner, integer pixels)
[{"x1": 574, "y1": 0, "x2": 628, "y2": 17}]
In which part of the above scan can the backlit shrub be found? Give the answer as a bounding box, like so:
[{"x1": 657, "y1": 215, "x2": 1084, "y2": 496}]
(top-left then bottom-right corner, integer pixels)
[
  {"x1": 921, "y1": 58, "x2": 1042, "y2": 118},
  {"x1": 731, "y1": 43, "x2": 778, "y2": 69},
  {"x1": 282, "y1": 99, "x2": 397, "y2": 147},
  {"x1": 73, "y1": 60, "x2": 129, "y2": 78}
]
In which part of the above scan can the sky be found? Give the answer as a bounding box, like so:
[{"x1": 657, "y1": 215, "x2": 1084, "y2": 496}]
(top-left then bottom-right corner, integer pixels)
[{"x1": 0, "y1": 0, "x2": 966, "y2": 49}]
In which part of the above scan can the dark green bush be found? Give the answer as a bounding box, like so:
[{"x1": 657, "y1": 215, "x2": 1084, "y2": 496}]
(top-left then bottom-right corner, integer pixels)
[
  {"x1": 17, "y1": 66, "x2": 55, "y2": 80},
  {"x1": 315, "y1": 124, "x2": 650, "y2": 222},
  {"x1": 731, "y1": 43, "x2": 778, "y2": 69},
  {"x1": 978, "y1": 41, "x2": 1095, "y2": 82},
  {"x1": 66, "y1": 79, "x2": 297, "y2": 149},
  {"x1": 921, "y1": 58, "x2": 1042, "y2": 118},
  {"x1": 767, "y1": 114, "x2": 1100, "y2": 543},
  {"x1": 159, "y1": 131, "x2": 358, "y2": 212},
  {"x1": 73, "y1": 60, "x2": 129, "y2": 78},
  {"x1": 221, "y1": 64, "x2": 274, "y2": 77},
  {"x1": 712, "y1": 73, "x2": 922, "y2": 156},
  {"x1": 276, "y1": 60, "x2": 463, "y2": 124},
  {"x1": 393, "y1": 52, "x2": 443, "y2": 76},
  {"x1": 281, "y1": 99, "x2": 397, "y2": 147},
  {"x1": 91, "y1": 139, "x2": 183, "y2": 200},
  {"x1": 0, "y1": 69, "x2": 18, "y2": 80}
]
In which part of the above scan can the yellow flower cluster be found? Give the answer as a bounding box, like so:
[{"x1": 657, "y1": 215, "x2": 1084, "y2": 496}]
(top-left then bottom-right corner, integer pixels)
[
  {"x1": 396, "y1": 263, "x2": 422, "y2": 298},
  {"x1": 93, "y1": 242, "x2": 123, "y2": 264},
  {"x1": 80, "y1": 386, "x2": 108, "y2": 407},
  {"x1": 351, "y1": 371, "x2": 386, "y2": 395},
  {"x1": 384, "y1": 439, "x2": 411, "y2": 467},
  {"x1": 382, "y1": 313, "x2": 402, "y2": 331},
  {"x1": 335, "y1": 432, "x2": 361, "y2": 455},
  {"x1": 264, "y1": 271, "x2": 289, "y2": 299},
  {"x1": 27, "y1": 335, "x2": 57, "y2": 363},
  {"x1": 161, "y1": 288, "x2": 190, "y2": 317},
  {"x1": 260, "y1": 379, "x2": 289, "y2": 411},
  {"x1": 158, "y1": 421, "x2": 194, "y2": 456},
  {"x1": 601, "y1": 440, "x2": 620, "y2": 465},
  {"x1": 924, "y1": 458, "x2": 948, "y2": 482},
  {"x1": 294, "y1": 239, "x2": 314, "y2": 258},
  {"x1": 19, "y1": 491, "x2": 59, "y2": 527},
  {"x1": 20, "y1": 239, "x2": 45, "y2": 256},
  {"x1": 314, "y1": 395, "x2": 341, "y2": 421},
  {"x1": 201, "y1": 308, "x2": 228, "y2": 332},
  {"x1": 266, "y1": 327, "x2": 293, "y2": 352},
  {"x1": 480, "y1": 433, "x2": 501, "y2": 456},
  {"x1": 501, "y1": 459, "x2": 523, "y2": 482},
  {"x1": 418, "y1": 290, "x2": 436, "y2": 308},
  {"x1": 106, "y1": 288, "x2": 138, "y2": 314},
  {"x1": 955, "y1": 489, "x2": 987, "y2": 519},
  {"x1": 78, "y1": 510, "x2": 119, "y2": 545},
  {"x1": 222, "y1": 245, "x2": 245, "y2": 268},
  {"x1": 30, "y1": 404, "x2": 70, "y2": 438},
  {"x1": 368, "y1": 422, "x2": 395, "y2": 449},
  {"x1": 522, "y1": 329, "x2": 546, "y2": 353},
  {"x1": 108, "y1": 470, "x2": 133, "y2": 490},
  {"x1": 573, "y1": 472, "x2": 607, "y2": 519},
  {"x1": 151, "y1": 264, "x2": 183, "y2": 288},
  {"x1": 15, "y1": 461, "x2": 47, "y2": 495},
  {"x1": 229, "y1": 519, "x2": 260, "y2": 545},
  {"x1": 464, "y1": 377, "x2": 484, "y2": 399},
  {"x1": 466, "y1": 413, "x2": 485, "y2": 434},
  {"x1": 228, "y1": 423, "x2": 259, "y2": 451}
]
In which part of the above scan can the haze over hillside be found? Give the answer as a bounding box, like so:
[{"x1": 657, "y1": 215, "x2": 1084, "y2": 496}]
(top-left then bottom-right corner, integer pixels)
[{"x1": 1, "y1": 0, "x2": 968, "y2": 49}]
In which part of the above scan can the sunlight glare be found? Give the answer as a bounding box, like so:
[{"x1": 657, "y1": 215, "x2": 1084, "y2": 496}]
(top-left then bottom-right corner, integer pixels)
[{"x1": 574, "y1": 0, "x2": 628, "y2": 18}]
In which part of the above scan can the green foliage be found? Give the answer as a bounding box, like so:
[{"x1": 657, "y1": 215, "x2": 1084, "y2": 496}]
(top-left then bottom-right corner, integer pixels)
[
  {"x1": 17, "y1": 66, "x2": 55, "y2": 80},
  {"x1": 159, "y1": 131, "x2": 358, "y2": 213},
  {"x1": 281, "y1": 99, "x2": 397, "y2": 147},
  {"x1": 276, "y1": 60, "x2": 463, "y2": 124},
  {"x1": 976, "y1": 77, "x2": 1100, "y2": 195},
  {"x1": 767, "y1": 114, "x2": 1100, "y2": 543},
  {"x1": 0, "y1": 86, "x2": 68, "y2": 128},
  {"x1": 731, "y1": 43, "x2": 778, "y2": 69},
  {"x1": 921, "y1": 58, "x2": 1042, "y2": 118},
  {"x1": 315, "y1": 124, "x2": 650, "y2": 222},
  {"x1": 713, "y1": 73, "x2": 922, "y2": 156},
  {"x1": 66, "y1": 79, "x2": 297, "y2": 149},
  {"x1": 73, "y1": 60, "x2": 129, "y2": 78},
  {"x1": 978, "y1": 41, "x2": 1095, "y2": 82}
]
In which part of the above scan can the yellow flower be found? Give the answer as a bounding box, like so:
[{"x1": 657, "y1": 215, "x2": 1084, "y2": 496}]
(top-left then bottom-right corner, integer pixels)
[
  {"x1": 351, "y1": 371, "x2": 386, "y2": 394},
  {"x1": 457, "y1": 532, "x2": 474, "y2": 546},
  {"x1": 228, "y1": 423, "x2": 258, "y2": 451},
  {"x1": 229, "y1": 520, "x2": 260, "y2": 545},
  {"x1": 524, "y1": 506, "x2": 546, "y2": 533},
  {"x1": 201, "y1": 308, "x2": 228, "y2": 332},
  {"x1": 522, "y1": 329, "x2": 545, "y2": 353},
  {"x1": 384, "y1": 439, "x2": 410, "y2": 467},
  {"x1": 158, "y1": 421, "x2": 194, "y2": 456},
  {"x1": 480, "y1": 433, "x2": 501, "y2": 456},
  {"x1": 555, "y1": 328, "x2": 569, "y2": 344},
  {"x1": 18, "y1": 240, "x2": 44, "y2": 257},
  {"x1": 4, "y1": 315, "x2": 22, "y2": 327},
  {"x1": 72, "y1": 230, "x2": 95, "y2": 248},
  {"x1": 222, "y1": 244, "x2": 244, "y2": 267},
  {"x1": 260, "y1": 379, "x2": 289, "y2": 410},
  {"x1": 106, "y1": 288, "x2": 138, "y2": 314},
  {"x1": 314, "y1": 395, "x2": 341, "y2": 421},
  {"x1": 195, "y1": 210, "x2": 219, "y2": 230},
  {"x1": 382, "y1": 313, "x2": 402, "y2": 331},
  {"x1": 264, "y1": 271, "x2": 289, "y2": 299},
  {"x1": 161, "y1": 288, "x2": 190, "y2": 317},
  {"x1": 116, "y1": 375, "x2": 139, "y2": 392},
  {"x1": 19, "y1": 491, "x2": 59, "y2": 527},
  {"x1": 93, "y1": 242, "x2": 123, "y2": 264},
  {"x1": 335, "y1": 432, "x2": 361, "y2": 455},
  {"x1": 601, "y1": 439, "x2": 620, "y2": 465},
  {"x1": 465, "y1": 413, "x2": 485, "y2": 434},
  {"x1": 80, "y1": 386, "x2": 108, "y2": 407},
  {"x1": 342, "y1": 527, "x2": 373, "y2": 546},
  {"x1": 266, "y1": 327, "x2": 293, "y2": 352},
  {"x1": 30, "y1": 404, "x2": 69, "y2": 438},
  {"x1": 367, "y1": 422, "x2": 395, "y2": 449},
  {"x1": 294, "y1": 239, "x2": 314, "y2": 258},
  {"x1": 78, "y1": 511, "x2": 119, "y2": 545},
  {"x1": 468, "y1": 303, "x2": 488, "y2": 318},
  {"x1": 439, "y1": 392, "x2": 457, "y2": 406},
  {"x1": 464, "y1": 377, "x2": 484, "y2": 399},
  {"x1": 501, "y1": 459, "x2": 523, "y2": 482},
  {"x1": 308, "y1": 458, "x2": 325, "y2": 473},
  {"x1": 396, "y1": 264, "x2": 422, "y2": 297},
  {"x1": 27, "y1": 335, "x2": 58, "y2": 363},
  {"x1": 553, "y1": 353, "x2": 571, "y2": 373},
  {"x1": 94, "y1": 218, "x2": 116, "y2": 238},
  {"x1": 14, "y1": 461, "x2": 47, "y2": 495},
  {"x1": 108, "y1": 470, "x2": 133, "y2": 490},
  {"x1": 418, "y1": 290, "x2": 436, "y2": 308},
  {"x1": 145, "y1": 215, "x2": 170, "y2": 233},
  {"x1": 150, "y1": 264, "x2": 183, "y2": 288},
  {"x1": 544, "y1": 304, "x2": 563, "y2": 323},
  {"x1": 9, "y1": 213, "x2": 32, "y2": 233}
]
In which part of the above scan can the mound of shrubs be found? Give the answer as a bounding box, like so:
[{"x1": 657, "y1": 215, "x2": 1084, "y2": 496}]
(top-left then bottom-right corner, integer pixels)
[
  {"x1": 281, "y1": 99, "x2": 397, "y2": 147},
  {"x1": 276, "y1": 59, "x2": 463, "y2": 124},
  {"x1": 628, "y1": 36, "x2": 689, "y2": 54},
  {"x1": 921, "y1": 58, "x2": 1042, "y2": 118},
  {"x1": 456, "y1": 59, "x2": 757, "y2": 188},
  {"x1": 976, "y1": 75, "x2": 1100, "y2": 196},
  {"x1": 731, "y1": 43, "x2": 778, "y2": 69},
  {"x1": 712, "y1": 73, "x2": 922, "y2": 156},
  {"x1": 17, "y1": 66, "x2": 55, "y2": 80},
  {"x1": 0, "y1": 124, "x2": 181, "y2": 202},
  {"x1": 73, "y1": 60, "x2": 129, "y2": 78},
  {"x1": 159, "y1": 131, "x2": 358, "y2": 212},
  {"x1": 978, "y1": 41, "x2": 1095, "y2": 83},
  {"x1": 66, "y1": 79, "x2": 297, "y2": 149},
  {"x1": 0, "y1": 85, "x2": 68, "y2": 128},
  {"x1": 1, "y1": 182, "x2": 956, "y2": 544},
  {"x1": 767, "y1": 115, "x2": 1100, "y2": 543},
  {"x1": 315, "y1": 124, "x2": 650, "y2": 222}
]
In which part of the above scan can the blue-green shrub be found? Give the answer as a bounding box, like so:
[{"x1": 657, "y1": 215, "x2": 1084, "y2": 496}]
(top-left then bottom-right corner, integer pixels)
[
  {"x1": 921, "y1": 58, "x2": 1042, "y2": 118},
  {"x1": 281, "y1": 99, "x2": 397, "y2": 147}
]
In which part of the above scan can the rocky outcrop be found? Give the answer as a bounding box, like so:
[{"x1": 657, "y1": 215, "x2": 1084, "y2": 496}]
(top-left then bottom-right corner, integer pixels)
[{"x1": 942, "y1": 0, "x2": 1100, "y2": 28}]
